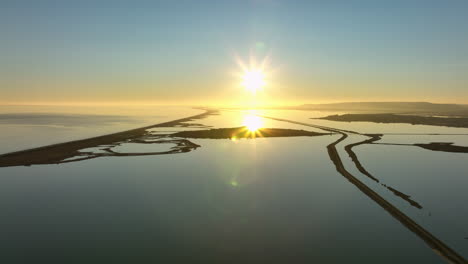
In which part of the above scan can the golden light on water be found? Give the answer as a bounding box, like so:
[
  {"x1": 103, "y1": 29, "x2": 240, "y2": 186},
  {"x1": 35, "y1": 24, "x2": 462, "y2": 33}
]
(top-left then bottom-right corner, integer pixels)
[
  {"x1": 229, "y1": 113, "x2": 264, "y2": 141},
  {"x1": 242, "y1": 114, "x2": 263, "y2": 132}
]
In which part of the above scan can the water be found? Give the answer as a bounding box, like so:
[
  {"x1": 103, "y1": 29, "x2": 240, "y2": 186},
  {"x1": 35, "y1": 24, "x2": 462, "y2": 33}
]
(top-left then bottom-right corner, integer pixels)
[
  {"x1": 0, "y1": 107, "x2": 466, "y2": 263},
  {"x1": 0, "y1": 105, "x2": 202, "y2": 154}
]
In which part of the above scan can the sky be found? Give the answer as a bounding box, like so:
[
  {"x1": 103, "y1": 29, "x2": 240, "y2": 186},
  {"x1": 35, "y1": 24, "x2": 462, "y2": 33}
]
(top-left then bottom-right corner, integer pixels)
[{"x1": 1, "y1": 0, "x2": 468, "y2": 106}]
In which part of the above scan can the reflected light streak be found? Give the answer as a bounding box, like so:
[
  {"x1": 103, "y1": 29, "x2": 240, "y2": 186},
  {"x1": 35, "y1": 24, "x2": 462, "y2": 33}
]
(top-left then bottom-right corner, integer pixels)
[{"x1": 242, "y1": 114, "x2": 263, "y2": 132}]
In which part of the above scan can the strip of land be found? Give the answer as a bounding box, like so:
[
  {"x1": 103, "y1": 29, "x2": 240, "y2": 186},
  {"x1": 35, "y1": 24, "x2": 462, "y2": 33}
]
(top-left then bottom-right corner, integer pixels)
[
  {"x1": 172, "y1": 127, "x2": 330, "y2": 139},
  {"x1": 318, "y1": 113, "x2": 468, "y2": 128},
  {"x1": 0, "y1": 110, "x2": 216, "y2": 167},
  {"x1": 295, "y1": 102, "x2": 468, "y2": 116},
  {"x1": 0, "y1": 112, "x2": 330, "y2": 167},
  {"x1": 415, "y1": 142, "x2": 468, "y2": 153},
  {"x1": 376, "y1": 142, "x2": 468, "y2": 154},
  {"x1": 254, "y1": 113, "x2": 466, "y2": 263}
]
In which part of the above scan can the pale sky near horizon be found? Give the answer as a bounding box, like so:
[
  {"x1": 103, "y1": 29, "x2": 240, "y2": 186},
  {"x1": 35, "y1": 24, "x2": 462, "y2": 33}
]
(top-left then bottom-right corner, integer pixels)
[{"x1": 1, "y1": 0, "x2": 468, "y2": 105}]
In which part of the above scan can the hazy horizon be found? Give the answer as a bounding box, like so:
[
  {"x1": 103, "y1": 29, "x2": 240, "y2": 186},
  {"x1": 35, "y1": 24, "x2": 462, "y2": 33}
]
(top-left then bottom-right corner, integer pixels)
[
  {"x1": 2, "y1": 2, "x2": 468, "y2": 263},
  {"x1": 2, "y1": 1, "x2": 468, "y2": 105},
  {"x1": 1, "y1": 100, "x2": 468, "y2": 109}
]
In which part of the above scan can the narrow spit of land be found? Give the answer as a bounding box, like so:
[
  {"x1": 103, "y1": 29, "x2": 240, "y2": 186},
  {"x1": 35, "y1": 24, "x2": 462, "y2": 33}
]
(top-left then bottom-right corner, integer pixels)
[
  {"x1": 0, "y1": 110, "x2": 216, "y2": 167},
  {"x1": 0, "y1": 108, "x2": 466, "y2": 263},
  {"x1": 318, "y1": 113, "x2": 468, "y2": 128},
  {"x1": 374, "y1": 142, "x2": 468, "y2": 154},
  {"x1": 0, "y1": 111, "x2": 330, "y2": 167},
  {"x1": 254, "y1": 113, "x2": 467, "y2": 264}
]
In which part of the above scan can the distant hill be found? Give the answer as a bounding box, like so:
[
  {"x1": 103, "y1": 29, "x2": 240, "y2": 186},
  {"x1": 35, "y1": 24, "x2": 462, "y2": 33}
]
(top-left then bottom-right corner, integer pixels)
[{"x1": 292, "y1": 102, "x2": 468, "y2": 116}]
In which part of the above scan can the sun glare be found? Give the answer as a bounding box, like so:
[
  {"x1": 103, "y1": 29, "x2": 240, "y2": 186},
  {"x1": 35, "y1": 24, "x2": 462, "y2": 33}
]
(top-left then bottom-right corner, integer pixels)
[
  {"x1": 242, "y1": 70, "x2": 265, "y2": 94},
  {"x1": 242, "y1": 115, "x2": 263, "y2": 132}
]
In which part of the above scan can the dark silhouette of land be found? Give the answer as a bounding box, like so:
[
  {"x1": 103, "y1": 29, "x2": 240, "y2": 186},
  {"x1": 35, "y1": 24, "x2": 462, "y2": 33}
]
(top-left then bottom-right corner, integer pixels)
[
  {"x1": 0, "y1": 112, "x2": 329, "y2": 167},
  {"x1": 341, "y1": 134, "x2": 424, "y2": 209},
  {"x1": 415, "y1": 142, "x2": 468, "y2": 153},
  {"x1": 294, "y1": 102, "x2": 468, "y2": 116},
  {"x1": 0, "y1": 107, "x2": 466, "y2": 263},
  {"x1": 318, "y1": 113, "x2": 468, "y2": 128},
  {"x1": 172, "y1": 127, "x2": 330, "y2": 139},
  {"x1": 324, "y1": 132, "x2": 465, "y2": 264},
  {"x1": 257, "y1": 114, "x2": 465, "y2": 263},
  {"x1": 0, "y1": 110, "x2": 216, "y2": 167},
  {"x1": 375, "y1": 142, "x2": 468, "y2": 154}
]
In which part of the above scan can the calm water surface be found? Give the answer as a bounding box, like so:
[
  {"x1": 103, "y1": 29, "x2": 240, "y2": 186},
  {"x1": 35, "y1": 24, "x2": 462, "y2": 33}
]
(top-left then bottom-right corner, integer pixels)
[
  {"x1": 0, "y1": 105, "x2": 202, "y2": 154},
  {"x1": 0, "y1": 108, "x2": 466, "y2": 263}
]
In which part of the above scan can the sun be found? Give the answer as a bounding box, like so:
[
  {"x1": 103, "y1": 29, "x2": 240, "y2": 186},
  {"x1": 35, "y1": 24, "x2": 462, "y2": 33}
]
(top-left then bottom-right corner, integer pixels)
[{"x1": 241, "y1": 70, "x2": 265, "y2": 94}]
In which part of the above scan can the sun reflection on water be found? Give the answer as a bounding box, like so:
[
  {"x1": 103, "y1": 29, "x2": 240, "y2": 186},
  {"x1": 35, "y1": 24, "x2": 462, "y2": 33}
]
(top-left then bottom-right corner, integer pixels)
[{"x1": 242, "y1": 114, "x2": 263, "y2": 132}]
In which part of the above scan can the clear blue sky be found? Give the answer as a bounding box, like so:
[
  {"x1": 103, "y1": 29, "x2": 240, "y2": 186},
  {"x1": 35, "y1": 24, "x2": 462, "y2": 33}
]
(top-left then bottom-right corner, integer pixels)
[{"x1": 1, "y1": 0, "x2": 468, "y2": 105}]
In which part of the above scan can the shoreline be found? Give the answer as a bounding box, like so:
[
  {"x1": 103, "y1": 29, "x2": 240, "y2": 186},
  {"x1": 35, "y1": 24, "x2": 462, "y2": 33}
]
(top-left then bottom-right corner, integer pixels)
[
  {"x1": 0, "y1": 109, "x2": 215, "y2": 167},
  {"x1": 317, "y1": 113, "x2": 468, "y2": 128}
]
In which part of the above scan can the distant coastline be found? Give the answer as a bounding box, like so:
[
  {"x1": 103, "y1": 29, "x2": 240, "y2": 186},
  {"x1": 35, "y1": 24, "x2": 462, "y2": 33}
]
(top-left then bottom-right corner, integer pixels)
[
  {"x1": 287, "y1": 102, "x2": 468, "y2": 117},
  {"x1": 317, "y1": 113, "x2": 468, "y2": 128}
]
